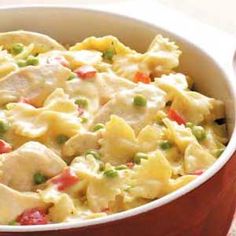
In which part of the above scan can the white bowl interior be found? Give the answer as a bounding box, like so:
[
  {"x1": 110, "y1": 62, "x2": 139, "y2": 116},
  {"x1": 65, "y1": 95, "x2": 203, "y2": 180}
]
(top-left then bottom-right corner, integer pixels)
[{"x1": 0, "y1": 6, "x2": 235, "y2": 232}]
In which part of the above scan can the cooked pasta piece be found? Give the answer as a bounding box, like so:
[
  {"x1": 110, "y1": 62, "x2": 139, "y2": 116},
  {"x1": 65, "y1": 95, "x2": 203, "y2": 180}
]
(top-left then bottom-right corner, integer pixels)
[
  {"x1": 87, "y1": 170, "x2": 130, "y2": 212},
  {"x1": 112, "y1": 35, "x2": 181, "y2": 80},
  {"x1": 70, "y1": 35, "x2": 135, "y2": 55},
  {"x1": 99, "y1": 115, "x2": 138, "y2": 165},
  {"x1": 129, "y1": 152, "x2": 172, "y2": 199},
  {"x1": 0, "y1": 30, "x2": 65, "y2": 54},
  {"x1": 170, "y1": 90, "x2": 224, "y2": 124},
  {"x1": 6, "y1": 88, "x2": 80, "y2": 139}
]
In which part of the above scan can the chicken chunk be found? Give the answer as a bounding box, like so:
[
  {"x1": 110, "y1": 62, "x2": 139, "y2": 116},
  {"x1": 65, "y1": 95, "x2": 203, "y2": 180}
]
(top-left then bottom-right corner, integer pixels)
[
  {"x1": 0, "y1": 64, "x2": 71, "y2": 107},
  {"x1": 0, "y1": 141, "x2": 66, "y2": 191},
  {"x1": 0, "y1": 183, "x2": 47, "y2": 224}
]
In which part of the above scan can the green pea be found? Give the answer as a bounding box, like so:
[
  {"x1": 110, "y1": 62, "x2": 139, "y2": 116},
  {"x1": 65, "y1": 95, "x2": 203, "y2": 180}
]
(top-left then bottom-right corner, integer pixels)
[
  {"x1": 56, "y1": 134, "x2": 69, "y2": 145},
  {"x1": 33, "y1": 172, "x2": 47, "y2": 185},
  {"x1": 11, "y1": 43, "x2": 24, "y2": 55},
  {"x1": 67, "y1": 73, "x2": 77, "y2": 81},
  {"x1": 85, "y1": 150, "x2": 100, "y2": 160},
  {"x1": 75, "y1": 97, "x2": 88, "y2": 108},
  {"x1": 0, "y1": 120, "x2": 9, "y2": 134},
  {"x1": 134, "y1": 152, "x2": 148, "y2": 164},
  {"x1": 103, "y1": 169, "x2": 118, "y2": 178},
  {"x1": 133, "y1": 94, "x2": 147, "y2": 107},
  {"x1": 192, "y1": 126, "x2": 206, "y2": 141},
  {"x1": 160, "y1": 140, "x2": 172, "y2": 150},
  {"x1": 81, "y1": 117, "x2": 88, "y2": 124},
  {"x1": 17, "y1": 59, "x2": 27, "y2": 67},
  {"x1": 102, "y1": 48, "x2": 116, "y2": 62},
  {"x1": 26, "y1": 56, "x2": 39, "y2": 66},
  {"x1": 93, "y1": 123, "x2": 105, "y2": 132}
]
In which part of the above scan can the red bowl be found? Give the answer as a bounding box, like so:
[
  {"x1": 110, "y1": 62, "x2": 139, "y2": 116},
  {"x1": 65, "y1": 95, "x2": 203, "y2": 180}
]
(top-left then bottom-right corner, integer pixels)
[{"x1": 0, "y1": 6, "x2": 235, "y2": 236}]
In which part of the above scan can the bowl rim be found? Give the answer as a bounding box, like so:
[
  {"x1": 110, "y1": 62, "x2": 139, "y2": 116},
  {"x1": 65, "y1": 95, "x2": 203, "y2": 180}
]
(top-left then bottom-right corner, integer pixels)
[{"x1": 0, "y1": 5, "x2": 235, "y2": 232}]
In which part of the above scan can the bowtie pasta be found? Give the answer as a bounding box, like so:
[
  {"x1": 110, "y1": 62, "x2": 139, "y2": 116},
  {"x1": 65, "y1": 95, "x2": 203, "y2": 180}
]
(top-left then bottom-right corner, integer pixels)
[{"x1": 0, "y1": 31, "x2": 227, "y2": 225}]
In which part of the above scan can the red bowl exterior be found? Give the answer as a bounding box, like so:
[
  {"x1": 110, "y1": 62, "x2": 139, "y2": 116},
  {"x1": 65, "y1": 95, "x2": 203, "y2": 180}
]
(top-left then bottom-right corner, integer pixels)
[{"x1": 1, "y1": 151, "x2": 236, "y2": 236}]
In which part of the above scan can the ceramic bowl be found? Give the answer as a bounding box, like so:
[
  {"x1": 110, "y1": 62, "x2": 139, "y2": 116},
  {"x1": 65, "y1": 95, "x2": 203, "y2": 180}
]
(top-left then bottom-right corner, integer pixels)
[{"x1": 0, "y1": 6, "x2": 235, "y2": 236}]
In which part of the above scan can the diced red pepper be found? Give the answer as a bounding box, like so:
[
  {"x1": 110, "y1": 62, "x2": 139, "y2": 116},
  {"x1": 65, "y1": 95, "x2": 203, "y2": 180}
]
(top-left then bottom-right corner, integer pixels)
[
  {"x1": 51, "y1": 168, "x2": 79, "y2": 191},
  {"x1": 16, "y1": 208, "x2": 48, "y2": 225},
  {"x1": 168, "y1": 108, "x2": 186, "y2": 125},
  {"x1": 126, "y1": 162, "x2": 134, "y2": 169},
  {"x1": 0, "y1": 139, "x2": 12, "y2": 154},
  {"x1": 134, "y1": 72, "x2": 151, "y2": 84},
  {"x1": 74, "y1": 65, "x2": 97, "y2": 80},
  {"x1": 192, "y1": 169, "x2": 204, "y2": 175},
  {"x1": 47, "y1": 56, "x2": 70, "y2": 68}
]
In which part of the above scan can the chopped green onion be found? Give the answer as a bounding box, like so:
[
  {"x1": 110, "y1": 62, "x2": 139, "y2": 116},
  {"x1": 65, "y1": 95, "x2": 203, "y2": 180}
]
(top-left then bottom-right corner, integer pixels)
[
  {"x1": 26, "y1": 56, "x2": 39, "y2": 66},
  {"x1": 186, "y1": 122, "x2": 194, "y2": 128},
  {"x1": 133, "y1": 94, "x2": 147, "y2": 107},
  {"x1": 115, "y1": 165, "x2": 127, "y2": 170},
  {"x1": 134, "y1": 152, "x2": 148, "y2": 164},
  {"x1": 93, "y1": 123, "x2": 105, "y2": 132},
  {"x1": 17, "y1": 59, "x2": 27, "y2": 67},
  {"x1": 192, "y1": 126, "x2": 206, "y2": 141},
  {"x1": 33, "y1": 172, "x2": 47, "y2": 185},
  {"x1": 102, "y1": 48, "x2": 116, "y2": 62},
  {"x1": 160, "y1": 140, "x2": 172, "y2": 150},
  {"x1": 81, "y1": 117, "x2": 88, "y2": 124},
  {"x1": 56, "y1": 134, "x2": 69, "y2": 145},
  {"x1": 85, "y1": 150, "x2": 100, "y2": 160},
  {"x1": 11, "y1": 43, "x2": 24, "y2": 55},
  {"x1": 75, "y1": 97, "x2": 88, "y2": 108},
  {"x1": 103, "y1": 169, "x2": 118, "y2": 178},
  {"x1": 0, "y1": 120, "x2": 9, "y2": 134}
]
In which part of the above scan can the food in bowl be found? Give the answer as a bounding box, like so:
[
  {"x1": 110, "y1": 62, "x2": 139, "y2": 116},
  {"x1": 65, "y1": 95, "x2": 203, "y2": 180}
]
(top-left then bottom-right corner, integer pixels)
[{"x1": 0, "y1": 30, "x2": 227, "y2": 225}]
